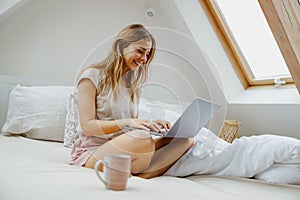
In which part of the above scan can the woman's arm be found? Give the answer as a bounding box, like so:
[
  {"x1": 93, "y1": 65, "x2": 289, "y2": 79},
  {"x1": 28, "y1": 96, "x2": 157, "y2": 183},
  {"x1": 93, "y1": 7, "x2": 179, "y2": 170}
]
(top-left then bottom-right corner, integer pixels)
[
  {"x1": 77, "y1": 78, "x2": 127, "y2": 136},
  {"x1": 77, "y1": 78, "x2": 152, "y2": 136}
]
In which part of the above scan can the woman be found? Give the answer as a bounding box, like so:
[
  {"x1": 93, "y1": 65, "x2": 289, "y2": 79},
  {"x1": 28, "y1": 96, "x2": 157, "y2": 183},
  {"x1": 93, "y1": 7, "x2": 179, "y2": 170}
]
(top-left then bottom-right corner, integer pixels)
[{"x1": 70, "y1": 24, "x2": 194, "y2": 178}]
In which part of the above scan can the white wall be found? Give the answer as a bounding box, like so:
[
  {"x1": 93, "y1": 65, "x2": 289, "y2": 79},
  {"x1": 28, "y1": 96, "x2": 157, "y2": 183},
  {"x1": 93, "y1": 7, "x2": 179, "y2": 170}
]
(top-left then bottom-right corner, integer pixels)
[
  {"x1": 0, "y1": 0, "x2": 213, "y2": 99},
  {"x1": 0, "y1": 0, "x2": 172, "y2": 85}
]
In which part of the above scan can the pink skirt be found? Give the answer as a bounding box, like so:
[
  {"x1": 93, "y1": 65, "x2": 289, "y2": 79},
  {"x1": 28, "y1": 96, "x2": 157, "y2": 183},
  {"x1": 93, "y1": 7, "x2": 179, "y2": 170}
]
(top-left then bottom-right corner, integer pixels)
[{"x1": 70, "y1": 134, "x2": 108, "y2": 166}]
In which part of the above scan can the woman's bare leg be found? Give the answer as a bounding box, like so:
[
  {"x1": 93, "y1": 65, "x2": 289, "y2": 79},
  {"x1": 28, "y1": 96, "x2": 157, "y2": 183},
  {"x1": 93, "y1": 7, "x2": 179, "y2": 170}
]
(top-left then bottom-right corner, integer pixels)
[
  {"x1": 138, "y1": 138, "x2": 194, "y2": 179},
  {"x1": 85, "y1": 130, "x2": 155, "y2": 174}
]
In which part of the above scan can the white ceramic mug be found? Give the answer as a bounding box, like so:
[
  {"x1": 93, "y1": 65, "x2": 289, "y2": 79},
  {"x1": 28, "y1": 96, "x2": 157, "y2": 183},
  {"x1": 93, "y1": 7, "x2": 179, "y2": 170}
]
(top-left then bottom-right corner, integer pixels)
[{"x1": 94, "y1": 154, "x2": 131, "y2": 191}]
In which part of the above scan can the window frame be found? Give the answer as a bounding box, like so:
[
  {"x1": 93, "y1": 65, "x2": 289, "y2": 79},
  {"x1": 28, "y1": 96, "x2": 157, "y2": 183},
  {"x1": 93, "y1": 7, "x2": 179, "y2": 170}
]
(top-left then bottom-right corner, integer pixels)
[
  {"x1": 258, "y1": 0, "x2": 300, "y2": 93},
  {"x1": 199, "y1": 0, "x2": 298, "y2": 91}
]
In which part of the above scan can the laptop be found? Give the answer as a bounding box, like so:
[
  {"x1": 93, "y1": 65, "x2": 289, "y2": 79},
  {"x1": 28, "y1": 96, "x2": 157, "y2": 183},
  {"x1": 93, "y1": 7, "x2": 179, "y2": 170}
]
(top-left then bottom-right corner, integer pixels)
[{"x1": 124, "y1": 97, "x2": 220, "y2": 138}]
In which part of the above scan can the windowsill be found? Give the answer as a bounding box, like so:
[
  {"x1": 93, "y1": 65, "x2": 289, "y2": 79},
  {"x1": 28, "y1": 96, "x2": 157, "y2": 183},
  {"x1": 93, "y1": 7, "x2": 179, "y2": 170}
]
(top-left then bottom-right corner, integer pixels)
[{"x1": 228, "y1": 84, "x2": 300, "y2": 105}]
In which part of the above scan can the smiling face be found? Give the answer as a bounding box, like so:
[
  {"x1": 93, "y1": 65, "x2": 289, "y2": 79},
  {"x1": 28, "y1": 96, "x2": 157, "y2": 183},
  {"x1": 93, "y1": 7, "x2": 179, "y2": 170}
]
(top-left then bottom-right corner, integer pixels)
[{"x1": 122, "y1": 39, "x2": 152, "y2": 73}]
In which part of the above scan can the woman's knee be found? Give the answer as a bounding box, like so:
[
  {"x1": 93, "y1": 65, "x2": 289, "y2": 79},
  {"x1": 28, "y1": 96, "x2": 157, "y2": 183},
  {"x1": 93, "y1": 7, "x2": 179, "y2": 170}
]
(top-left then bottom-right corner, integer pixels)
[
  {"x1": 125, "y1": 130, "x2": 155, "y2": 173},
  {"x1": 125, "y1": 130, "x2": 155, "y2": 153}
]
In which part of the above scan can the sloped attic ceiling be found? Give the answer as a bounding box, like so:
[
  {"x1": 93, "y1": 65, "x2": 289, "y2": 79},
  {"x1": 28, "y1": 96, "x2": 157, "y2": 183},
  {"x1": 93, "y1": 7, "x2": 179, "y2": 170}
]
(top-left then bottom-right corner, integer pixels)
[{"x1": 0, "y1": 0, "x2": 32, "y2": 24}]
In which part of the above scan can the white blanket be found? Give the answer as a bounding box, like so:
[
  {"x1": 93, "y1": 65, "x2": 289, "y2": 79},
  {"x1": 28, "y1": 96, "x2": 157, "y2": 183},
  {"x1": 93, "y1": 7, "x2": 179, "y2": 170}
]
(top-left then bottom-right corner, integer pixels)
[{"x1": 165, "y1": 128, "x2": 300, "y2": 184}]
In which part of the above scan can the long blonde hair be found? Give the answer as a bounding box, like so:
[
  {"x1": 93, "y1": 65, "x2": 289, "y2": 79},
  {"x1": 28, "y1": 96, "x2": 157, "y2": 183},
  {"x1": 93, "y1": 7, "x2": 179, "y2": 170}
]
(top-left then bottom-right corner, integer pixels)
[{"x1": 79, "y1": 24, "x2": 156, "y2": 102}]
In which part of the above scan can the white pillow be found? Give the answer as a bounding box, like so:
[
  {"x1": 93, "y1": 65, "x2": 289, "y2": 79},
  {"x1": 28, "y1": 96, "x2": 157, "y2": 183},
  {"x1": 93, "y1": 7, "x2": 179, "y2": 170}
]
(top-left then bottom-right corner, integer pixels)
[
  {"x1": 63, "y1": 91, "x2": 80, "y2": 148},
  {"x1": 1, "y1": 85, "x2": 73, "y2": 142},
  {"x1": 255, "y1": 164, "x2": 300, "y2": 185}
]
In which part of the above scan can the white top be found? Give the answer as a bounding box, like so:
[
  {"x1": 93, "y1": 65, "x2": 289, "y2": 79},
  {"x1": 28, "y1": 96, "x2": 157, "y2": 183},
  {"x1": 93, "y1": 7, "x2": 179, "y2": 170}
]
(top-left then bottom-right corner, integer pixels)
[{"x1": 77, "y1": 67, "x2": 139, "y2": 139}]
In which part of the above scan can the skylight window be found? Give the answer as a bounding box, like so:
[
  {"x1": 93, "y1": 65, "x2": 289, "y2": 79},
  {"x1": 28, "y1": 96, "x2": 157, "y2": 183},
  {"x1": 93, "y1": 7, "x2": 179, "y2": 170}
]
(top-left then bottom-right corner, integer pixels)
[
  {"x1": 200, "y1": 0, "x2": 300, "y2": 89},
  {"x1": 215, "y1": 0, "x2": 291, "y2": 80}
]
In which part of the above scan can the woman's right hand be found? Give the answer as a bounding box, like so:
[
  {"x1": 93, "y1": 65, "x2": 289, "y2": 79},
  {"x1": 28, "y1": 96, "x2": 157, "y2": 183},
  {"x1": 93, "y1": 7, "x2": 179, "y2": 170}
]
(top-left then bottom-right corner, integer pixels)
[{"x1": 120, "y1": 118, "x2": 152, "y2": 131}]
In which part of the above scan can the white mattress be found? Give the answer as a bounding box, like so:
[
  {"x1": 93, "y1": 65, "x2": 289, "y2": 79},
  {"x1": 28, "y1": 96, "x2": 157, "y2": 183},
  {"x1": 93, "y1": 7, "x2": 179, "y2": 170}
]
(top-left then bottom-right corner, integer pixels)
[{"x1": 0, "y1": 134, "x2": 299, "y2": 200}]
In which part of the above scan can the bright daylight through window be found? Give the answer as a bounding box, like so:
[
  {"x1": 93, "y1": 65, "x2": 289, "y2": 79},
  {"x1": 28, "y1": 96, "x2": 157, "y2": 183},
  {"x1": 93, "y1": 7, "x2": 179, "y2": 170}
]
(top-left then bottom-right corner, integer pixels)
[{"x1": 214, "y1": 0, "x2": 292, "y2": 83}]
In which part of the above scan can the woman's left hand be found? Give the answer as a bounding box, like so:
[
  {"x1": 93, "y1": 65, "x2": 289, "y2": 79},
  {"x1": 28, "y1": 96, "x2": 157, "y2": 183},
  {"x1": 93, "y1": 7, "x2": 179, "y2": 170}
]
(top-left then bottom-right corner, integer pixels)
[{"x1": 147, "y1": 119, "x2": 171, "y2": 133}]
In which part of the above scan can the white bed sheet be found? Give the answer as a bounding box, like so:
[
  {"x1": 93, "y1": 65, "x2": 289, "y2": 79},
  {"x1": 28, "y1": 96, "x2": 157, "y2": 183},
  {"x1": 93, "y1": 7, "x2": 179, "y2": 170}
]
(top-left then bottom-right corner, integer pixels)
[{"x1": 0, "y1": 134, "x2": 300, "y2": 200}]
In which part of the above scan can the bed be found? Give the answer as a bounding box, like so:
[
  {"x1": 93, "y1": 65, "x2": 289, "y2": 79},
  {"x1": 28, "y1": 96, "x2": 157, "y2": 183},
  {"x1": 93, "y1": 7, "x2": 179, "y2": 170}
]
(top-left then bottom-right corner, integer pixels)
[{"x1": 0, "y1": 75, "x2": 300, "y2": 200}]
